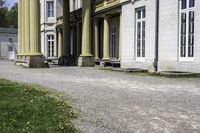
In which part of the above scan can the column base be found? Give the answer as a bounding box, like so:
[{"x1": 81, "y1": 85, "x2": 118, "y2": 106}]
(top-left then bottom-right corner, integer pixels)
[
  {"x1": 15, "y1": 54, "x2": 49, "y2": 68},
  {"x1": 58, "y1": 56, "x2": 76, "y2": 66},
  {"x1": 78, "y1": 56, "x2": 95, "y2": 67}
]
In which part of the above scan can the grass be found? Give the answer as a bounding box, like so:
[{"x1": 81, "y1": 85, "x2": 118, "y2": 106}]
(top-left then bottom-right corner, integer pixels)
[{"x1": 0, "y1": 79, "x2": 80, "y2": 133}]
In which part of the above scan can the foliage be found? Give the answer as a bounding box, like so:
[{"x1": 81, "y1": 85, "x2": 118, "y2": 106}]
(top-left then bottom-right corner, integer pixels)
[
  {"x1": 7, "y1": 3, "x2": 18, "y2": 28},
  {"x1": 0, "y1": 7, "x2": 9, "y2": 27},
  {"x1": 0, "y1": 79, "x2": 81, "y2": 133},
  {"x1": 0, "y1": 1, "x2": 18, "y2": 28}
]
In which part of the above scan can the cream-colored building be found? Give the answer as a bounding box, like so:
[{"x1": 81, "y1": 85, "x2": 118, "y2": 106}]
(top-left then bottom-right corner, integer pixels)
[
  {"x1": 56, "y1": 0, "x2": 123, "y2": 66},
  {"x1": 93, "y1": 0, "x2": 122, "y2": 67},
  {"x1": 16, "y1": 0, "x2": 200, "y2": 73},
  {"x1": 40, "y1": 0, "x2": 57, "y2": 60},
  {"x1": 56, "y1": 0, "x2": 82, "y2": 65}
]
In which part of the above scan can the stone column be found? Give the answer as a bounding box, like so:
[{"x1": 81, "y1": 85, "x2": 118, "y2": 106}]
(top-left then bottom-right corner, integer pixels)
[
  {"x1": 119, "y1": 14, "x2": 122, "y2": 60},
  {"x1": 21, "y1": 0, "x2": 25, "y2": 54},
  {"x1": 63, "y1": 0, "x2": 70, "y2": 57},
  {"x1": 78, "y1": 0, "x2": 94, "y2": 67},
  {"x1": 73, "y1": 26, "x2": 77, "y2": 58},
  {"x1": 58, "y1": 29, "x2": 63, "y2": 57},
  {"x1": 76, "y1": 23, "x2": 81, "y2": 57},
  {"x1": 94, "y1": 20, "x2": 99, "y2": 60},
  {"x1": 24, "y1": 0, "x2": 30, "y2": 54},
  {"x1": 15, "y1": 0, "x2": 47, "y2": 68},
  {"x1": 103, "y1": 16, "x2": 110, "y2": 60},
  {"x1": 17, "y1": 0, "x2": 22, "y2": 54},
  {"x1": 30, "y1": 0, "x2": 41, "y2": 55}
]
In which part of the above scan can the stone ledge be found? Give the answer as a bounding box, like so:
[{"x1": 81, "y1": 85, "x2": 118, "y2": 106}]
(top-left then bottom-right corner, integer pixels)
[{"x1": 154, "y1": 71, "x2": 200, "y2": 78}]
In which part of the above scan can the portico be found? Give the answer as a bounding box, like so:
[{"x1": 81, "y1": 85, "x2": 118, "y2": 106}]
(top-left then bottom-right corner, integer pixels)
[
  {"x1": 16, "y1": 0, "x2": 94, "y2": 67},
  {"x1": 93, "y1": 0, "x2": 122, "y2": 67},
  {"x1": 16, "y1": 0, "x2": 47, "y2": 68}
]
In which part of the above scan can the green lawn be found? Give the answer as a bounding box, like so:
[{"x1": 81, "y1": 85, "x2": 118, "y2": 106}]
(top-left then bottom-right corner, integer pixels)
[{"x1": 0, "y1": 79, "x2": 80, "y2": 133}]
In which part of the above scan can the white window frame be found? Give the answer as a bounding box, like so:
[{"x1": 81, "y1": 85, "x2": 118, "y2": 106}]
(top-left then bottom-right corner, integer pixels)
[
  {"x1": 136, "y1": 7, "x2": 146, "y2": 61},
  {"x1": 179, "y1": 0, "x2": 195, "y2": 62},
  {"x1": 47, "y1": 1, "x2": 54, "y2": 19},
  {"x1": 47, "y1": 34, "x2": 55, "y2": 58}
]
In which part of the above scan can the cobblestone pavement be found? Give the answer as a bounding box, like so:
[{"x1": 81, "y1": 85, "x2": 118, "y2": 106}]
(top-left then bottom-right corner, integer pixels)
[{"x1": 0, "y1": 61, "x2": 200, "y2": 133}]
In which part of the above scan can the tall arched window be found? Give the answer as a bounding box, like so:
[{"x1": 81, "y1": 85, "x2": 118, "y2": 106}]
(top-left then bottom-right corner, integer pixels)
[{"x1": 180, "y1": 0, "x2": 195, "y2": 60}]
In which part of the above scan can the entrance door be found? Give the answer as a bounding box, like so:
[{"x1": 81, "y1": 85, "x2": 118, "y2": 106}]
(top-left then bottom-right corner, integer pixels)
[
  {"x1": 8, "y1": 45, "x2": 15, "y2": 60},
  {"x1": 109, "y1": 17, "x2": 119, "y2": 60},
  {"x1": 47, "y1": 35, "x2": 55, "y2": 58},
  {"x1": 110, "y1": 26, "x2": 117, "y2": 59},
  {"x1": 98, "y1": 19, "x2": 104, "y2": 59}
]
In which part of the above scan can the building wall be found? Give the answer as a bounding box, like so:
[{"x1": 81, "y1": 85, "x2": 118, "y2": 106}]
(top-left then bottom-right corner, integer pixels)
[
  {"x1": 40, "y1": 0, "x2": 57, "y2": 59},
  {"x1": 0, "y1": 33, "x2": 18, "y2": 60},
  {"x1": 121, "y1": 0, "x2": 200, "y2": 73},
  {"x1": 158, "y1": 0, "x2": 200, "y2": 73},
  {"x1": 121, "y1": 0, "x2": 156, "y2": 71}
]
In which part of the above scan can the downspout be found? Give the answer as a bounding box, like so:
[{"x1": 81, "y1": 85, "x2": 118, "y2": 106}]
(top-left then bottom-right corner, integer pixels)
[
  {"x1": 154, "y1": 0, "x2": 159, "y2": 72},
  {"x1": 0, "y1": 41, "x2": 1, "y2": 59}
]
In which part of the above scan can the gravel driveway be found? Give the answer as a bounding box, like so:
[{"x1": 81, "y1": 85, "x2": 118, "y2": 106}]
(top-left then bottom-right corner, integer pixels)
[{"x1": 0, "y1": 61, "x2": 200, "y2": 133}]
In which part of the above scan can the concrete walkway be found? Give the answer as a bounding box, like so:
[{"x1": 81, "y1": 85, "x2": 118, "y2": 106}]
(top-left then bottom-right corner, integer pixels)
[{"x1": 0, "y1": 61, "x2": 200, "y2": 133}]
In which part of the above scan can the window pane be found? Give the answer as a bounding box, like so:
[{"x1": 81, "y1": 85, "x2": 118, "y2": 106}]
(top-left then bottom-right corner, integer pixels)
[
  {"x1": 136, "y1": 8, "x2": 145, "y2": 58},
  {"x1": 47, "y1": 1, "x2": 54, "y2": 17},
  {"x1": 137, "y1": 22, "x2": 141, "y2": 57},
  {"x1": 138, "y1": 10, "x2": 141, "y2": 19},
  {"x1": 188, "y1": 11, "x2": 194, "y2": 57},
  {"x1": 142, "y1": 21, "x2": 145, "y2": 57},
  {"x1": 189, "y1": 0, "x2": 195, "y2": 8},
  {"x1": 182, "y1": 0, "x2": 187, "y2": 9},
  {"x1": 181, "y1": 13, "x2": 187, "y2": 57},
  {"x1": 142, "y1": 8, "x2": 145, "y2": 18}
]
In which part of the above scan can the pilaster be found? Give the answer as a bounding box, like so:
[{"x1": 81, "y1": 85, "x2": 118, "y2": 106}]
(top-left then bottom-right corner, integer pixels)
[
  {"x1": 103, "y1": 16, "x2": 110, "y2": 60},
  {"x1": 119, "y1": 13, "x2": 122, "y2": 60},
  {"x1": 94, "y1": 20, "x2": 99, "y2": 60},
  {"x1": 58, "y1": 29, "x2": 63, "y2": 57}
]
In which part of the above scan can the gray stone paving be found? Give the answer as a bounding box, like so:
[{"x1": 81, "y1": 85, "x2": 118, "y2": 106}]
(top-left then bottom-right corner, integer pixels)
[{"x1": 0, "y1": 61, "x2": 200, "y2": 133}]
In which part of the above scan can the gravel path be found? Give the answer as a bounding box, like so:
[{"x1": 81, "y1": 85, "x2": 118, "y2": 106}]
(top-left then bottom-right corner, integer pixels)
[{"x1": 0, "y1": 61, "x2": 200, "y2": 133}]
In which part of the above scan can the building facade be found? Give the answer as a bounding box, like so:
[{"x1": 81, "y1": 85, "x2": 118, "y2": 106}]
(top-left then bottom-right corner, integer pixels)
[
  {"x1": 93, "y1": 0, "x2": 122, "y2": 67},
  {"x1": 121, "y1": 0, "x2": 157, "y2": 71},
  {"x1": 121, "y1": 0, "x2": 199, "y2": 73},
  {"x1": 56, "y1": 0, "x2": 123, "y2": 66},
  {"x1": 16, "y1": 0, "x2": 200, "y2": 73},
  {"x1": 56, "y1": 0, "x2": 82, "y2": 65},
  {"x1": 40, "y1": 0, "x2": 57, "y2": 60}
]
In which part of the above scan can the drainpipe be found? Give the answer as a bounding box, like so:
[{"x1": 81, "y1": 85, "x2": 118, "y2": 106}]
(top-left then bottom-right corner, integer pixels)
[
  {"x1": 154, "y1": 0, "x2": 159, "y2": 72},
  {"x1": 0, "y1": 41, "x2": 1, "y2": 59}
]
